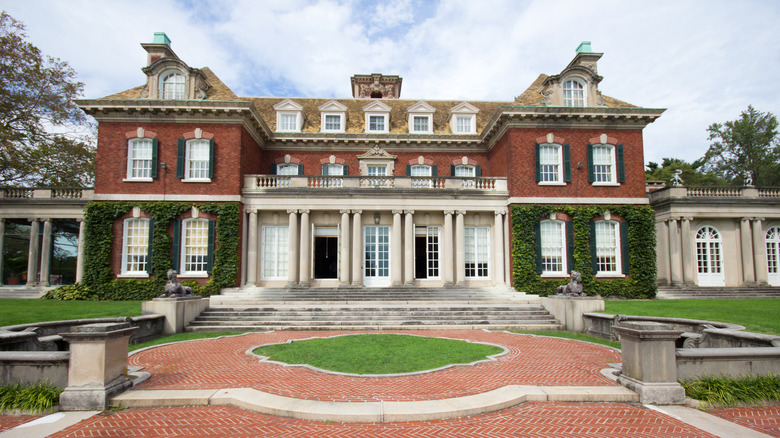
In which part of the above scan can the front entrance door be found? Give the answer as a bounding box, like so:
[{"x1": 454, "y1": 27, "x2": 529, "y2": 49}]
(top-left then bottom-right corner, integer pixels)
[
  {"x1": 314, "y1": 232, "x2": 338, "y2": 279},
  {"x1": 364, "y1": 225, "x2": 390, "y2": 287},
  {"x1": 696, "y1": 226, "x2": 725, "y2": 287},
  {"x1": 415, "y1": 226, "x2": 440, "y2": 279}
]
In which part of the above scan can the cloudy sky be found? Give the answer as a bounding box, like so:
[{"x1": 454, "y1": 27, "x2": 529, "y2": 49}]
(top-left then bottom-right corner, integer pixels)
[{"x1": 5, "y1": 0, "x2": 780, "y2": 165}]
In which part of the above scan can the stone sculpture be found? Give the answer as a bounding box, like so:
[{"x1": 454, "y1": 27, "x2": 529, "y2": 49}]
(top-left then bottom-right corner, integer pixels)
[
  {"x1": 555, "y1": 270, "x2": 585, "y2": 297},
  {"x1": 160, "y1": 269, "x2": 194, "y2": 298}
]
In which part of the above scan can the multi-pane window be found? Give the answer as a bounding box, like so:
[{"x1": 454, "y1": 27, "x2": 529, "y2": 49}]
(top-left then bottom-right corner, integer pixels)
[
  {"x1": 767, "y1": 227, "x2": 780, "y2": 286},
  {"x1": 368, "y1": 115, "x2": 386, "y2": 132},
  {"x1": 540, "y1": 220, "x2": 566, "y2": 273},
  {"x1": 696, "y1": 226, "x2": 722, "y2": 275},
  {"x1": 182, "y1": 219, "x2": 209, "y2": 274},
  {"x1": 324, "y1": 114, "x2": 342, "y2": 131},
  {"x1": 412, "y1": 115, "x2": 430, "y2": 132},
  {"x1": 122, "y1": 219, "x2": 149, "y2": 274},
  {"x1": 367, "y1": 165, "x2": 386, "y2": 176},
  {"x1": 592, "y1": 145, "x2": 615, "y2": 183},
  {"x1": 277, "y1": 163, "x2": 299, "y2": 175},
  {"x1": 454, "y1": 165, "x2": 475, "y2": 177},
  {"x1": 454, "y1": 115, "x2": 474, "y2": 133},
  {"x1": 161, "y1": 71, "x2": 185, "y2": 99},
  {"x1": 425, "y1": 226, "x2": 440, "y2": 278},
  {"x1": 595, "y1": 221, "x2": 620, "y2": 274},
  {"x1": 563, "y1": 79, "x2": 585, "y2": 107},
  {"x1": 262, "y1": 225, "x2": 289, "y2": 279},
  {"x1": 323, "y1": 164, "x2": 344, "y2": 175},
  {"x1": 128, "y1": 139, "x2": 153, "y2": 179},
  {"x1": 186, "y1": 139, "x2": 210, "y2": 180},
  {"x1": 539, "y1": 144, "x2": 561, "y2": 183},
  {"x1": 278, "y1": 113, "x2": 298, "y2": 131},
  {"x1": 410, "y1": 165, "x2": 431, "y2": 177},
  {"x1": 464, "y1": 226, "x2": 490, "y2": 278}
]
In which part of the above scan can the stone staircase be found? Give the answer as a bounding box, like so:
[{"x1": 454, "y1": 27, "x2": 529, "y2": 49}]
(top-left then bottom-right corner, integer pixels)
[
  {"x1": 656, "y1": 286, "x2": 780, "y2": 300},
  {"x1": 0, "y1": 287, "x2": 48, "y2": 299},
  {"x1": 187, "y1": 286, "x2": 562, "y2": 331}
]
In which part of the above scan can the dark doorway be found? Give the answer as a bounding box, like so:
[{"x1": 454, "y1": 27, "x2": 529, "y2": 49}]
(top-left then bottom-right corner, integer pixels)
[
  {"x1": 415, "y1": 236, "x2": 427, "y2": 279},
  {"x1": 314, "y1": 236, "x2": 338, "y2": 279}
]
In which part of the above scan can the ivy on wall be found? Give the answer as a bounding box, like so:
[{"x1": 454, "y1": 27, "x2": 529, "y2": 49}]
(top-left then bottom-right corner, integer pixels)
[
  {"x1": 511, "y1": 204, "x2": 657, "y2": 299},
  {"x1": 79, "y1": 201, "x2": 240, "y2": 300}
]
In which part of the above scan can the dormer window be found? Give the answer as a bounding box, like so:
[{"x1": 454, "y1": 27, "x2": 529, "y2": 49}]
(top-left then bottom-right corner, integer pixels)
[
  {"x1": 449, "y1": 102, "x2": 479, "y2": 134},
  {"x1": 278, "y1": 113, "x2": 299, "y2": 131},
  {"x1": 160, "y1": 70, "x2": 185, "y2": 99},
  {"x1": 318, "y1": 100, "x2": 347, "y2": 133},
  {"x1": 363, "y1": 100, "x2": 391, "y2": 133},
  {"x1": 273, "y1": 99, "x2": 304, "y2": 132},
  {"x1": 563, "y1": 79, "x2": 585, "y2": 107},
  {"x1": 407, "y1": 101, "x2": 435, "y2": 134}
]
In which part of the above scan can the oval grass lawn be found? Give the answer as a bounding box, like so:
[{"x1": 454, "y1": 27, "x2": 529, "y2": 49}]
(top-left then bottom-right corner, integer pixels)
[{"x1": 253, "y1": 334, "x2": 504, "y2": 375}]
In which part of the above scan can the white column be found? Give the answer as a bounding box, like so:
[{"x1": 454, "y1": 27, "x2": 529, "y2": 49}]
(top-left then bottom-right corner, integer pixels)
[
  {"x1": 391, "y1": 210, "x2": 402, "y2": 285},
  {"x1": 287, "y1": 210, "x2": 299, "y2": 286},
  {"x1": 0, "y1": 219, "x2": 5, "y2": 286},
  {"x1": 38, "y1": 219, "x2": 53, "y2": 286},
  {"x1": 504, "y1": 210, "x2": 511, "y2": 286},
  {"x1": 657, "y1": 220, "x2": 670, "y2": 285},
  {"x1": 26, "y1": 219, "x2": 40, "y2": 286},
  {"x1": 493, "y1": 210, "x2": 506, "y2": 286},
  {"x1": 340, "y1": 210, "x2": 351, "y2": 285},
  {"x1": 246, "y1": 210, "x2": 258, "y2": 286},
  {"x1": 668, "y1": 218, "x2": 682, "y2": 285},
  {"x1": 443, "y1": 211, "x2": 454, "y2": 285},
  {"x1": 753, "y1": 218, "x2": 768, "y2": 285},
  {"x1": 75, "y1": 219, "x2": 86, "y2": 284},
  {"x1": 680, "y1": 217, "x2": 693, "y2": 285},
  {"x1": 404, "y1": 210, "x2": 415, "y2": 284},
  {"x1": 740, "y1": 218, "x2": 756, "y2": 285},
  {"x1": 351, "y1": 210, "x2": 362, "y2": 285},
  {"x1": 298, "y1": 210, "x2": 310, "y2": 285},
  {"x1": 455, "y1": 210, "x2": 465, "y2": 284},
  {"x1": 240, "y1": 210, "x2": 248, "y2": 286}
]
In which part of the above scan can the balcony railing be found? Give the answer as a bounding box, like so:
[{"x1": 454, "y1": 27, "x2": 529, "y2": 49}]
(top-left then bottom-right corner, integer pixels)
[
  {"x1": 245, "y1": 175, "x2": 507, "y2": 192},
  {"x1": 1, "y1": 188, "x2": 94, "y2": 200},
  {"x1": 649, "y1": 185, "x2": 780, "y2": 202}
]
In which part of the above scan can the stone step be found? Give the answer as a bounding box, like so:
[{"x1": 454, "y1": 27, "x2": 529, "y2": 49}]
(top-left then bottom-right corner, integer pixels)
[
  {"x1": 186, "y1": 321, "x2": 562, "y2": 331},
  {"x1": 656, "y1": 286, "x2": 780, "y2": 300}
]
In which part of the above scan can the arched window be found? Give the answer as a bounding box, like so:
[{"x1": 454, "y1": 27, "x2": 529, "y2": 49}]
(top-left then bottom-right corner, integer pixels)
[
  {"x1": 767, "y1": 226, "x2": 780, "y2": 286},
  {"x1": 696, "y1": 226, "x2": 725, "y2": 286},
  {"x1": 160, "y1": 71, "x2": 185, "y2": 99},
  {"x1": 277, "y1": 163, "x2": 300, "y2": 175},
  {"x1": 453, "y1": 165, "x2": 475, "y2": 177},
  {"x1": 563, "y1": 79, "x2": 585, "y2": 107}
]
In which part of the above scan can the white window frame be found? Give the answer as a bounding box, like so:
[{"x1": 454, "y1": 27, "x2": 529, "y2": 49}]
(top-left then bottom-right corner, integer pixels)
[
  {"x1": 261, "y1": 225, "x2": 289, "y2": 280},
  {"x1": 464, "y1": 226, "x2": 490, "y2": 279},
  {"x1": 367, "y1": 165, "x2": 387, "y2": 176},
  {"x1": 540, "y1": 220, "x2": 567, "y2": 276},
  {"x1": 592, "y1": 144, "x2": 617, "y2": 186},
  {"x1": 184, "y1": 139, "x2": 210, "y2": 182},
  {"x1": 454, "y1": 165, "x2": 475, "y2": 177},
  {"x1": 159, "y1": 70, "x2": 186, "y2": 100},
  {"x1": 366, "y1": 114, "x2": 388, "y2": 133},
  {"x1": 539, "y1": 143, "x2": 563, "y2": 185},
  {"x1": 126, "y1": 138, "x2": 153, "y2": 181},
  {"x1": 563, "y1": 79, "x2": 586, "y2": 107},
  {"x1": 180, "y1": 218, "x2": 209, "y2": 276},
  {"x1": 120, "y1": 218, "x2": 150, "y2": 277},
  {"x1": 410, "y1": 164, "x2": 431, "y2": 177},
  {"x1": 594, "y1": 220, "x2": 621, "y2": 276},
  {"x1": 696, "y1": 225, "x2": 725, "y2": 286},
  {"x1": 277, "y1": 112, "x2": 300, "y2": 132},
  {"x1": 277, "y1": 163, "x2": 299, "y2": 175},
  {"x1": 453, "y1": 114, "x2": 476, "y2": 134},
  {"x1": 323, "y1": 163, "x2": 344, "y2": 175},
  {"x1": 409, "y1": 114, "x2": 432, "y2": 134},
  {"x1": 322, "y1": 113, "x2": 344, "y2": 133},
  {"x1": 767, "y1": 226, "x2": 780, "y2": 286}
]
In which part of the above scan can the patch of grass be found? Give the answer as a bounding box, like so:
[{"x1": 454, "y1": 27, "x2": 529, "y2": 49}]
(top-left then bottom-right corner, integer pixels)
[
  {"x1": 129, "y1": 332, "x2": 247, "y2": 352},
  {"x1": 604, "y1": 299, "x2": 780, "y2": 336},
  {"x1": 0, "y1": 299, "x2": 143, "y2": 327},
  {"x1": 0, "y1": 382, "x2": 63, "y2": 414},
  {"x1": 681, "y1": 374, "x2": 780, "y2": 408},
  {"x1": 509, "y1": 330, "x2": 621, "y2": 349},
  {"x1": 253, "y1": 334, "x2": 504, "y2": 375}
]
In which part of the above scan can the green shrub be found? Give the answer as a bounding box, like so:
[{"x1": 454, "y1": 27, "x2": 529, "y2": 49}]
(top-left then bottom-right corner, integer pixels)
[
  {"x1": 681, "y1": 374, "x2": 780, "y2": 407},
  {"x1": 0, "y1": 382, "x2": 63, "y2": 413},
  {"x1": 41, "y1": 283, "x2": 96, "y2": 300}
]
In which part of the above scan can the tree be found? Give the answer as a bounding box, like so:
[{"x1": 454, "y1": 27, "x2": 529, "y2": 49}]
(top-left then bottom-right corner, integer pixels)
[
  {"x1": 645, "y1": 157, "x2": 726, "y2": 187},
  {"x1": 702, "y1": 105, "x2": 780, "y2": 186},
  {"x1": 0, "y1": 11, "x2": 95, "y2": 187}
]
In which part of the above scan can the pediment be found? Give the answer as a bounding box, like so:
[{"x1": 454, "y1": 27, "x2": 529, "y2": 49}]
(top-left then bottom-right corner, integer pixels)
[
  {"x1": 318, "y1": 100, "x2": 348, "y2": 112},
  {"x1": 449, "y1": 102, "x2": 479, "y2": 114},
  {"x1": 357, "y1": 144, "x2": 397, "y2": 160},
  {"x1": 362, "y1": 100, "x2": 392, "y2": 112},
  {"x1": 406, "y1": 101, "x2": 436, "y2": 113},
  {"x1": 273, "y1": 99, "x2": 304, "y2": 111}
]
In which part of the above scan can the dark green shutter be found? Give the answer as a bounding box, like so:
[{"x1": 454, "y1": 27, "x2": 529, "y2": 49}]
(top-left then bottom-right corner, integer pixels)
[
  {"x1": 586, "y1": 144, "x2": 594, "y2": 183},
  {"x1": 206, "y1": 219, "x2": 216, "y2": 274},
  {"x1": 589, "y1": 221, "x2": 598, "y2": 273},
  {"x1": 621, "y1": 221, "x2": 630, "y2": 275},
  {"x1": 616, "y1": 144, "x2": 625, "y2": 183},
  {"x1": 534, "y1": 221, "x2": 542, "y2": 274},
  {"x1": 176, "y1": 139, "x2": 185, "y2": 178},
  {"x1": 534, "y1": 143, "x2": 541, "y2": 182},
  {"x1": 146, "y1": 220, "x2": 155, "y2": 275},
  {"x1": 406, "y1": 164, "x2": 411, "y2": 176},
  {"x1": 270, "y1": 163, "x2": 277, "y2": 175},
  {"x1": 297, "y1": 164, "x2": 304, "y2": 175},
  {"x1": 450, "y1": 165, "x2": 455, "y2": 176},
  {"x1": 322, "y1": 164, "x2": 328, "y2": 175},
  {"x1": 343, "y1": 164, "x2": 349, "y2": 175},
  {"x1": 563, "y1": 143, "x2": 571, "y2": 183},
  {"x1": 207, "y1": 138, "x2": 214, "y2": 178},
  {"x1": 475, "y1": 165, "x2": 481, "y2": 177},
  {"x1": 432, "y1": 165, "x2": 437, "y2": 177},
  {"x1": 151, "y1": 138, "x2": 159, "y2": 179},
  {"x1": 172, "y1": 219, "x2": 181, "y2": 272},
  {"x1": 566, "y1": 220, "x2": 574, "y2": 273}
]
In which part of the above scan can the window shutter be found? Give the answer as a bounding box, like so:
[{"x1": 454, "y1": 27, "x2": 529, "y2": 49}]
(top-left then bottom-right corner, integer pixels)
[
  {"x1": 450, "y1": 164, "x2": 455, "y2": 176},
  {"x1": 297, "y1": 164, "x2": 304, "y2": 175},
  {"x1": 432, "y1": 165, "x2": 438, "y2": 177},
  {"x1": 534, "y1": 143, "x2": 541, "y2": 182},
  {"x1": 322, "y1": 164, "x2": 328, "y2": 175},
  {"x1": 534, "y1": 221, "x2": 542, "y2": 274},
  {"x1": 475, "y1": 165, "x2": 481, "y2": 177},
  {"x1": 146, "y1": 220, "x2": 155, "y2": 275},
  {"x1": 206, "y1": 219, "x2": 216, "y2": 274},
  {"x1": 406, "y1": 164, "x2": 411, "y2": 176},
  {"x1": 621, "y1": 221, "x2": 630, "y2": 275},
  {"x1": 343, "y1": 164, "x2": 349, "y2": 175},
  {"x1": 566, "y1": 220, "x2": 574, "y2": 273},
  {"x1": 207, "y1": 138, "x2": 214, "y2": 178},
  {"x1": 270, "y1": 163, "x2": 277, "y2": 175},
  {"x1": 586, "y1": 144, "x2": 594, "y2": 183},
  {"x1": 616, "y1": 144, "x2": 625, "y2": 183},
  {"x1": 563, "y1": 143, "x2": 572, "y2": 183},
  {"x1": 176, "y1": 139, "x2": 185, "y2": 178},
  {"x1": 589, "y1": 221, "x2": 598, "y2": 273},
  {"x1": 172, "y1": 219, "x2": 181, "y2": 272},
  {"x1": 151, "y1": 138, "x2": 159, "y2": 179}
]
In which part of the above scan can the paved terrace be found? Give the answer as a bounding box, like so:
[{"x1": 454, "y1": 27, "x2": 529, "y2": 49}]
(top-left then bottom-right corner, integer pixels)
[{"x1": 1, "y1": 330, "x2": 778, "y2": 437}]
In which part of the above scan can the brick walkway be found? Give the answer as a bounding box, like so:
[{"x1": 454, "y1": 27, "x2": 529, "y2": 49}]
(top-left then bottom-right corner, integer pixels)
[
  {"x1": 710, "y1": 405, "x2": 780, "y2": 437},
  {"x1": 0, "y1": 415, "x2": 40, "y2": 433}
]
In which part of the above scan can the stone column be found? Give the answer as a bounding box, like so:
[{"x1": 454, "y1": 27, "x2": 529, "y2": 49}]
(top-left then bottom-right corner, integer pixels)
[
  {"x1": 404, "y1": 210, "x2": 414, "y2": 284},
  {"x1": 351, "y1": 210, "x2": 362, "y2": 285},
  {"x1": 657, "y1": 220, "x2": 670, "y2": 285},
  {"x1": 340, "y1": 210, "x2": 351, "y2": 285},
  {"x1": 668, "y1": 218, "x2": 682, "y2": 285},
  {"x1": 75, "y1": 219, "x2": 86, "y2": 284},
  {"x1": 680, "y1": 217, "x2": 694, "y2": 285},
  {"x1": 39, "y1": 219, "x2": 53, "y2": 286},
  {"x1": 443, "y1": 211, "x2": 454, "y2": 285},
  {"x1": 26, "y1": 219, "x2": 40, "y2": 286},
  {"x1": 753, "y1": 218, "x2": 768, "y2": 285},
  {"x1": 504, "y1": 210, "x2": 511, "y2": 285},
  {"x1": 391, "y1": 210, "x2": 402, "y2": 285},
  {"x1": 493, "y1": 210, "x2": 506, "y2": 286},
  {"x1": 240, "y1": 211, "x2": 248, "y2": 286},
  {"x1": 246, "y1": 210, "x2": 258, "y2": 286},
  {"x1": 455, "y1": 210, "x2": 466, "y2": 284},
  {"x1": 287, "y1": 210, "x2": 299, "y2": 286},
  {"x1": 740, "y1": 217, "x2": 756, "y2": 285},
  {"x1": 0, "y1": 219, "x2": 5, "y2": 286},
  {"x1": 298, "y1": 210, "x2": 310, "y2": 285}
]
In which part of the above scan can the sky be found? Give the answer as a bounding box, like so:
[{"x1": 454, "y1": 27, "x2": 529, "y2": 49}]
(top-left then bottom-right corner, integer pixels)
[{"x1": 5, "y1": 0, "x2": 780, "y2": 165}]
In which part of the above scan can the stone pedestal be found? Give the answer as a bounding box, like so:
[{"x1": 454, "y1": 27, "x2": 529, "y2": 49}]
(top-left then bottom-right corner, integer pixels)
[
  {"x1": 614, "y1": 321, "x2": 685, "y2": 404},
  {"x1": 59, "y1": 322, "x2": 136, "y2": 411},
  {"x1": 540, "y1": 296, "x2": 604, "y2": 332},
  {"x1": 142, "y1": 296, "x2": 209, "y2": 334}
]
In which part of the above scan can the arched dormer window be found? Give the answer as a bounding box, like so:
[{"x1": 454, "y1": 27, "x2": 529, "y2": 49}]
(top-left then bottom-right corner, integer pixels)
[
  {"x1": 563, "y1": 79, "x2": 585, "y2": 107},
  {"x1": 160, "y1": 70, "x2": 186, "y2": 99}
]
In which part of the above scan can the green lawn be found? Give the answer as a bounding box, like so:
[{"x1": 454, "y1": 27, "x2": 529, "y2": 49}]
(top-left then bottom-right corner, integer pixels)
[
  {"x1": 604, "y1": 299, "x2": 780, "y2": 336},
  {"x1": 0, "y1": 299, "x2": 143, "y2": 327},
  {"x1": 510, "y1": 330, "x2": 621, "y2": 349}
]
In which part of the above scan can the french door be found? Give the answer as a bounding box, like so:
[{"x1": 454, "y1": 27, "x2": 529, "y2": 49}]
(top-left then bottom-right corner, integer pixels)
[{"x1": 363, "y1": 225, "x2": 390, "y2": 287}]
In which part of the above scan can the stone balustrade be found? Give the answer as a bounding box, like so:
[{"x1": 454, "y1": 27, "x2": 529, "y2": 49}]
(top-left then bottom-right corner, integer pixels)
[
  {"x1": 649, "y1": 185, "x2": 780, "y2": 201},
  {"x1": 245, "y1": 175, "x2": 507, "y2": 192},
  {"x1": 0, "y1": 187, "x2": 94, "y2": 200}
]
